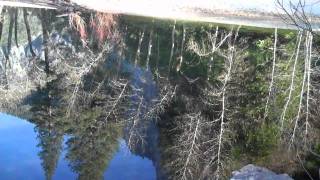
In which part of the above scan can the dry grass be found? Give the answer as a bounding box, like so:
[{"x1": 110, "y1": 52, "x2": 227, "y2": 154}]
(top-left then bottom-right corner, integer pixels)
[
  {"x1": 91, "y1": 12, "x2": 117, "y2": 44},
  {"x1": 69, "y1": 12, "x2": 87, "y2": 44},
  {"x1": 69, "y1": 11, "x2": 117, "y2": 45}
]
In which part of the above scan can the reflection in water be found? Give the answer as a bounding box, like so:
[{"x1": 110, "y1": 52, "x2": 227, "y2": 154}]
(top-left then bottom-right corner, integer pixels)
[
  {"x1": 37, "y1": 127, "x2": 63, "y2": 180},
  {"x1": 106, "y1": 140, "x2": 156, "y2": 180},
  {"x1": 65, "y1": 109, "x2": 121, "y2": 180},
  {"x1": 0, "y1": 113, "x2": 157, "y2": 180},
  {"x1": 0, "y1": 113, "x2": 44, "y2": 180},
  {"x1": 0, "y1": 5, "x2": 320, "y2": 180}
]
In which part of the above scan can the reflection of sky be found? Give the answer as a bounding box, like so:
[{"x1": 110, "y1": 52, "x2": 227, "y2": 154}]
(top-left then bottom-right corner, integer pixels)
[
  {"x1": 0, "y1": 113, "x2": 44, "y2": 180},
  {"x1": 105, "y1": 139, "x2": 156, "y2": 180},
  {"x1": 0, "y1": 113, "x2": 156, "y2": 180},
  {"x1": 53, "y1": 136, "x2": 77, "y2": 180}
]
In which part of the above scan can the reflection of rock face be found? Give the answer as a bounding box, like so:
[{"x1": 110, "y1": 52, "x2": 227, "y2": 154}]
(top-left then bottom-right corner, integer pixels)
[
  {"x1": 231, "y1": 164, "x2": 293, "y2": 180},
  {"x1": 121, "y1": 63, "x2": 166, "y2": 180},
  {"x1": 124, "y1": 119, "x2": 167, "y2": 180}
]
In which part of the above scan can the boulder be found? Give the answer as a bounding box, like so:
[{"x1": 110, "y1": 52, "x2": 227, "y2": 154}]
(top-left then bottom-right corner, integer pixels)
[{"x1": 230, "y1": 164, "x2": 293, "y2": 180}]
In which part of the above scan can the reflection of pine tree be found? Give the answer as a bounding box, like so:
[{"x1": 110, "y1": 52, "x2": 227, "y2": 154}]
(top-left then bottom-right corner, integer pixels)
[
  {"x1": 30, "y1": 80, "x2": 69, "y2": 180},
  {"x1": 37, "y1": 127, "x2": 63, "y2": 180},
  {"x1": 66, "y1": 109, "x2": 122, "y2": 180}
]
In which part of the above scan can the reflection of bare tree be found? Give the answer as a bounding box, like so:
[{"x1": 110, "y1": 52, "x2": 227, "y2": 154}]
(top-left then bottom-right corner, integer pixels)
[
  {"x1": 144, "y1": 82, "x2": 177, "y2": 120},
  {"x1": 276, "y1": 1, "x2": 319, "y2": 150},
  {"x1": 215, "y1": 27, "x2": 240, "y2": 178},
  {"x1": 263, "y1": 28, "x2": 278, "y2": 122},
  {"x1": 201, "y1": 26, "x2": 243, "y2": 179},
  {"x1": 125, "y1": 77, "x2": 175, "y2": 150},
  {"x1": 276, "y1": 0, "x2": 314, "y2": 32},
  {"x1": 163, "y1": 26, "x2": 246, "y2": 180},
  {"x1": 146, "y1": 28, "x2": 153, "y2": 70},
  {"x1": 168, "y1": 20, "x2": 176, "y2": 75},
  {"x1": 60, "y1": 44, "x2": 114, "y2": 117},
  {"x1": 290, "y1": 31, "x2": 312, "y2": 148},
  {"x1": 173, "y1": 112, "x2": 203, "y2": 180},
  {"x1": 187, "y1": 27, "x2": 231, "y2": 58},
  {"x1": 176, "y1": 25, "x2": 186, "y2": 72},
  {"x1": 134, "y1": 27, "x2": 145, "y2": 67},
  {"x1": 3, "y1": 6, "x2": 320, "y2": 179}
]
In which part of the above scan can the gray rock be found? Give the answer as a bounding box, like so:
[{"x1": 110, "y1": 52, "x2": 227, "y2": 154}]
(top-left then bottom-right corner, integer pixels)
[{"x1": 230, "y1": 164, "x2": 293, "y2": 180}]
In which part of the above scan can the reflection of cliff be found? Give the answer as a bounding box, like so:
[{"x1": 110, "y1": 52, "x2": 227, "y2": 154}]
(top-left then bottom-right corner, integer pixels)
[
  {"x1": 124, "y1": 119, "x2": 167, "y2": 180},
  {"x1": 122, "y1": 63, "x2": 167, "y2": 180}
]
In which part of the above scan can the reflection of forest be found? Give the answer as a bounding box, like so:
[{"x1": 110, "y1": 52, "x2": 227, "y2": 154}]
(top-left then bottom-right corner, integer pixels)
[
  {"x1": 28, "y1": 84, "x2": 123, "y2": 180},
  {"x1": 1, "y1": 6, "x2": 320, "y2": 180}
]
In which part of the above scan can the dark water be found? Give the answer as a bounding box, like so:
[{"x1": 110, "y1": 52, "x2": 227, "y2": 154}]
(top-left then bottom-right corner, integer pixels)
[{"x1": 0, "y1": 113, "x2": 156, "y2": 180}]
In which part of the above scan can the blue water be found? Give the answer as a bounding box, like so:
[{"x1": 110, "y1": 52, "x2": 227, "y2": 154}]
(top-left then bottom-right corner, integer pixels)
[
  {"x1": 0, "y1": 113, "x2": 156, "y2": 180},
  {"x1": 105, "y1": 140, "x2": 156, "y2": 180}
]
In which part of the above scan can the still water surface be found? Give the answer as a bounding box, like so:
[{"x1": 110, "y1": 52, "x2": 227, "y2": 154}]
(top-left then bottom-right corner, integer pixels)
[
  {"x1": 0, "y1": 5, "x2": 320, "y2": 179},
  {"x1": 0, "y1": 113, "x2": 156, "y2": 180}
]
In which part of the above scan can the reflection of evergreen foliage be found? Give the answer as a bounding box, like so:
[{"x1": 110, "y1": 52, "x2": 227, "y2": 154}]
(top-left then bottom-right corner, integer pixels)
[
  {"x1": 27, "y1": 77, "x2": 71, "y2": 128},
  {"x1": 27, "y1": 79, "x2": 67, "y2": 180},
  {"x1": 27, "y1": 76, "x2": 123, "y2": 179},
  {"x1": 66, "y1": 108, "x2": 122, "y2": 180},
  {"x1": 37, "y1": 128, "x2": 63, "y2": 180}
]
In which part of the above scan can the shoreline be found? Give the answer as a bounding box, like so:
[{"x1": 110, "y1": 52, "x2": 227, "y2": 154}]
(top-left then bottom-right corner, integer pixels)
[{"x1": 1, "y1": 0, "x2": 320, "y2": 30}]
